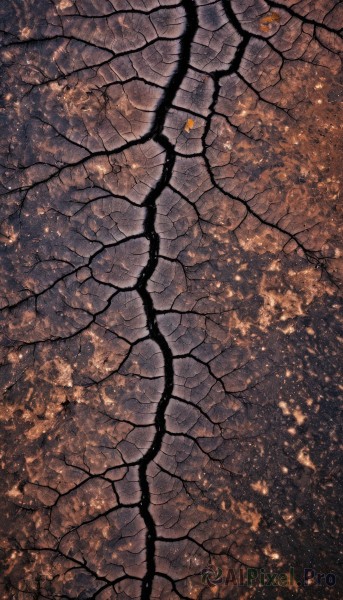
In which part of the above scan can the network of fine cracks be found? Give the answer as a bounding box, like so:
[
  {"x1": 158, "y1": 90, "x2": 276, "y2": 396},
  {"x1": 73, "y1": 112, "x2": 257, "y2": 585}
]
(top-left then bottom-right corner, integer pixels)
[{"x1": 0, "y1": 0, "x2": 342, "y2": 598}]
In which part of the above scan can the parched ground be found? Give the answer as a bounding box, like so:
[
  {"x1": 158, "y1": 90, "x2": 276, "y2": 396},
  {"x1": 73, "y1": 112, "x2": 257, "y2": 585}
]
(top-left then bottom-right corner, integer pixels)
[{"x1": 0, "y1": 1, "x2": 342, "y2": 599}]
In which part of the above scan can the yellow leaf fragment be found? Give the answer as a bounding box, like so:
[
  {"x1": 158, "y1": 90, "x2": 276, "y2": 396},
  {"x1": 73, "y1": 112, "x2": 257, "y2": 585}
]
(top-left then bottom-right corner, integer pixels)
[
  {"x1": 259, "y1": 12, "x2": 280, "y2": 31},
  {"x1": 184, "y1": 118, "x2": 194, "y2": 133}
]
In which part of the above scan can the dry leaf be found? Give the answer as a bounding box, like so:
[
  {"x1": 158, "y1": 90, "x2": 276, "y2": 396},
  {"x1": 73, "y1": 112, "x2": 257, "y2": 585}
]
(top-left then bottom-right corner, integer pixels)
[
  {"x1": 259, "y1": 12, "x2": 280, "y2": 31},
  {"x1": 184, "y1": 118, "x2": 194, "y2": 133}
]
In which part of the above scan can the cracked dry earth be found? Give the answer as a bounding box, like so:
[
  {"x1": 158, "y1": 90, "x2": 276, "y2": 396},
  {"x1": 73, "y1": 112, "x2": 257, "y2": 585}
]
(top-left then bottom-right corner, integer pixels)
[{"x1": 0, "y1": 0, "x2": 342, "y2": 599}]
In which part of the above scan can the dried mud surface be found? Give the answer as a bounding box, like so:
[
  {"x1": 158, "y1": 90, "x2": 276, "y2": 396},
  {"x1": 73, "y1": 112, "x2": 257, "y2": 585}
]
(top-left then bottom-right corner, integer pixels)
[{"x1": 0, "y1": 1, "x2": 342, "y2": 599}]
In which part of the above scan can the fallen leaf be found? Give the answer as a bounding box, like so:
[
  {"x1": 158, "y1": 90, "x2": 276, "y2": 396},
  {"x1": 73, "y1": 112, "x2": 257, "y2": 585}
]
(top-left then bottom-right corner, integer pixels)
[
  {"x1": 259, "y1": 12, "x2": 280, "y2": 31},
  {"x1": 184, "y1": 118, "x2": 195, "y2": 133}
]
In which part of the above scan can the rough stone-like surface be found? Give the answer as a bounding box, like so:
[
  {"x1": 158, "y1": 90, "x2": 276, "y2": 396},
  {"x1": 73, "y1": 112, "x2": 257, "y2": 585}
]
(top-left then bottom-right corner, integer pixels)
[{"x1": 0, "y1": 1, "x2": 342, "y2": 599}]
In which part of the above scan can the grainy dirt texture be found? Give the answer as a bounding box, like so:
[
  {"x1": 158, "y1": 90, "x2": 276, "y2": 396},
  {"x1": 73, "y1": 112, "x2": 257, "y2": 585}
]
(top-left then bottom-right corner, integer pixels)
[{"x1": 0, "y1": 1, "x2": 342, "y2": 599}]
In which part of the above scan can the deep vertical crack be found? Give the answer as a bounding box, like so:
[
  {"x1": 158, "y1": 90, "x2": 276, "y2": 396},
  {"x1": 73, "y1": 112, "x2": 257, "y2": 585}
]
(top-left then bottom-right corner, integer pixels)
[{"x1": 135, "y1": 1, "x2": 198, "y2": 597}]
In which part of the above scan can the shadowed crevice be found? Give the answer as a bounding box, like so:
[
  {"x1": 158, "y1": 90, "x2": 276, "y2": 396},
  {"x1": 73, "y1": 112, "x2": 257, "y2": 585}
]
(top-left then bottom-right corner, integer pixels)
[{"x1": 132, "y1": 1, "x2": 199, "y2": 596}]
